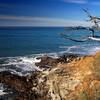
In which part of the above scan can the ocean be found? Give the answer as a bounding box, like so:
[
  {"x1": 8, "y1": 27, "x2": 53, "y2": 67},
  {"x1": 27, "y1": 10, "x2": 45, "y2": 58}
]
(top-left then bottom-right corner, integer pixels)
[
  {"x1": 0, "y1": 27, "x2": 100, "y2": 57},
  {"x1": 0, "y1": 27, "x2": 100, "y2": 76},
  {"x1": 0, "y1": 27, "x2": 100, "y2": 97},
  {"x1": 0, "y1": 27, "x2": 66, "y2": 57}
]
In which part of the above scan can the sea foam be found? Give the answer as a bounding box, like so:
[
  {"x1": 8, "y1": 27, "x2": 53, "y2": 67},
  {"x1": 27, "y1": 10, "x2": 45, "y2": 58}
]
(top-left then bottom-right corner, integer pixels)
[
  {"x1": 0, "y1": 56, "x2": 42, "y2": 76},
  {"x1": 0, "y1": 44, "x2": 100, "y2": 76}
]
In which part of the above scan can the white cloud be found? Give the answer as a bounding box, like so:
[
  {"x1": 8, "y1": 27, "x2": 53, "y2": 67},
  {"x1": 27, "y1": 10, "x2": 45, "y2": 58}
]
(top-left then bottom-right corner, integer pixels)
[
  {"x1": 61, "y1": 0, "x2": 100, "y2": 6},
  {"x1": 90, "y1": 1, "x2": 100, "y2": 6},
  {"x1": 0, "y1": 15, "x2": 92, "y2": 27},
  {"x1": 61, "y1": 0, "x2": 87, "y2": 4}
]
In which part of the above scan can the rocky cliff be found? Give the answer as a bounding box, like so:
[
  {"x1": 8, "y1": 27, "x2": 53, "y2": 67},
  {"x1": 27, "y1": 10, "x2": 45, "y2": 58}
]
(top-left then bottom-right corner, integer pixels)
[{"x1": 0, "y1": 52, "x2": 100, "y2": 100}]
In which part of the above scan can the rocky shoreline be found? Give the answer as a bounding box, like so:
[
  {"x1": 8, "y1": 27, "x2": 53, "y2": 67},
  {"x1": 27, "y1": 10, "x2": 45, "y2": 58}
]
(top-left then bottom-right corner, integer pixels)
[{"x1": 0, "y1": 53, "x2": 100, "y2": 100}]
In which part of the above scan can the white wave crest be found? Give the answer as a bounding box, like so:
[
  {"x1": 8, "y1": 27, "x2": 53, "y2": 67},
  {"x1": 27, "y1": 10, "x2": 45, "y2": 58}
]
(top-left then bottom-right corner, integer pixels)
[
  {"x1": 0, "y1": 45, "x2": 100, "y2": 76},
  {"x1": 0, "y1": 56, "x2": 42, "y2": 76},
  {"x1": 61, "y1": 44, "x2": 100, "y2": 55}
]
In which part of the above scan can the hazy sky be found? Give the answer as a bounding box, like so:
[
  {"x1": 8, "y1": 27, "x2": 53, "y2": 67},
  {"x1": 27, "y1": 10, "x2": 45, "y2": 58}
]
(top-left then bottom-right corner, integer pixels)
[{"x1": 0, "y1": 0, "x2": 100, "y2": 26}]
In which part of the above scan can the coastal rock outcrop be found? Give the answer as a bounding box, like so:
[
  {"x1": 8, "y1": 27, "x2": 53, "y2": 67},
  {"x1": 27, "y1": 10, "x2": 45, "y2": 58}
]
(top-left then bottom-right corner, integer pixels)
[{"x1": 0, "y1": 52, "x2": 100, "y2": 100}]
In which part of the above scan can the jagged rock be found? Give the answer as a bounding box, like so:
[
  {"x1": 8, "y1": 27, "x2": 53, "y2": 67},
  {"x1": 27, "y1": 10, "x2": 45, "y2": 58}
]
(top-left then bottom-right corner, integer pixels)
[
  {"x1": 58, "y1": 53, "x2": 79, "y2": 63},
  {"x1": 35, "y1": 53, "x2": 78, "y2": 69},
  {"x1": 35, "y1": 56, "x2": 58, "y2": 68},
  {"x1": 0, "y1": 52, "x2": 100, "y2": 100}
]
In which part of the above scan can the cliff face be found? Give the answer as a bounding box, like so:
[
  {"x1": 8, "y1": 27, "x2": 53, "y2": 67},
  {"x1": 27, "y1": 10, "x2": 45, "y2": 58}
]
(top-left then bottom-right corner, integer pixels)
[
  {"x1": 33, "y1": 52, "x2": 100, "y2": 100},
  {"x1": 37, "y1": 52, "x2": 99, "y2": 100},
  {"x1": 0, "y1": 52, "x2": 100, "y2": 100}
]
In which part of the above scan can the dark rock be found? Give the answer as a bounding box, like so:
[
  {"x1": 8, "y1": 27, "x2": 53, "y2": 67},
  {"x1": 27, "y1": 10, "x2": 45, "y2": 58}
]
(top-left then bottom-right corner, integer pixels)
[
  {"x1": 0, "y1": 83, "x2": 19, "y2": 100},
  {"x1": 0, "y1": 71, "x2": 38, "y2": 99},
  {"x1": 0, "y1": 71, "x2": 49, "y2": 100},
  {"x1": 58, "y1": 53, "x2": 78, "y2": 63},
  {"x1": 35, "y1": 54, "x2": 78, "y2": 69},
  {"x1": 35, "y1": 56, "x2": 58, "y2": 67}
]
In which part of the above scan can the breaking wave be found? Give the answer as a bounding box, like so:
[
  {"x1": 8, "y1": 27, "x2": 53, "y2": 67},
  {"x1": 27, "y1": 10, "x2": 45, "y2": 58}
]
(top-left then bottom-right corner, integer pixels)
[
  {"x1": 0, "y1": 56, "x2": 42, "y2": 76},
  {"x1": 60, "y1": 44, "x2": 100, "y2": 55},
  {"x1": 0, "y1": 44, "x2": 100, "y2": 76}
]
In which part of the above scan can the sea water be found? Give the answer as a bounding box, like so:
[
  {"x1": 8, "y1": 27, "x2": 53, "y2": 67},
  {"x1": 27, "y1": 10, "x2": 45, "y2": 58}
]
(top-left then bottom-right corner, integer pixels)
[
  {"x1": 0, "y1": 27, "x2": 100, "y2": 97},
  {"x1": 0, "y1": 27, "x2": 100, "y2": 56},
  {"x1": 0, "y1": 27, "x2": 100, "y2": 76}
]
